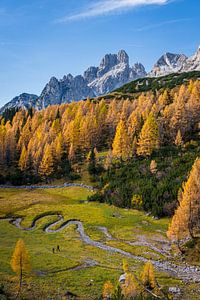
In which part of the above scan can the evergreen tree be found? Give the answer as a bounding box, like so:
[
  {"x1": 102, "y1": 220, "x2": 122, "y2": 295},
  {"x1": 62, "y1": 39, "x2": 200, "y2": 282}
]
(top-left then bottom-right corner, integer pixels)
[
  {"x1": 88, "y1": 148, "x2": 98, "y2": 176},
  {"x1": 104, "y1": 150, "x2": 113, "y2": 170}
]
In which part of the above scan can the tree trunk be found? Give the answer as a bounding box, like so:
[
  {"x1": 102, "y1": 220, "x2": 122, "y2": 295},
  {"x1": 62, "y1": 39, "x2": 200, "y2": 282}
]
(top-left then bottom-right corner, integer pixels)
[{"x1": 19, "y1": 266, "x2": 23, "y2": 289}]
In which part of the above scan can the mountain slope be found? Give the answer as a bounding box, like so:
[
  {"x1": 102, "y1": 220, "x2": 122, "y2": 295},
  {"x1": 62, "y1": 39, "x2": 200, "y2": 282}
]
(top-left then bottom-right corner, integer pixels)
[
  {"x1": 1, "y1": 46, "x2": 200, "y2": 113},
  {"x1": 113, "y1": 71, "x2": 200, "y2": 96},
  {"x1": 149, "y1": 46, "x2": 200, "y2": 77},
  {"x1": 0, "y1": 50, "x2": 146, "y2": 113},
  {"x1": 0, "y1": 93, "x2": 39, "y2": 114}
]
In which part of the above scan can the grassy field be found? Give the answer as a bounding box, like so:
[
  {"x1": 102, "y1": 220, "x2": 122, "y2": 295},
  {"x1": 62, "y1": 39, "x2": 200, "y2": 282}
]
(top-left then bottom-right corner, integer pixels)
[{"x1": 0, "y1": 186, "x2": 198, "y2": 299}]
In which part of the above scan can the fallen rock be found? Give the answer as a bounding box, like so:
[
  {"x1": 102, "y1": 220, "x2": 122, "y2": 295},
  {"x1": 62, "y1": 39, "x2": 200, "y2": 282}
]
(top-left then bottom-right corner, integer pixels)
[{"x1": 169, "y1": 287, "x2": 181, "y2": 294}]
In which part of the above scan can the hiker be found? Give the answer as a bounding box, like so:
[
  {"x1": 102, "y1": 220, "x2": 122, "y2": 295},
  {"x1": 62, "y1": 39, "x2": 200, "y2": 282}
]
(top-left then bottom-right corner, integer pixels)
[
  {"x1": 57, "y1": 245, "x2": 60, "y2": 252},
  {"x1": 52, "y1": 247, "x2": 55, "y2": 254}
]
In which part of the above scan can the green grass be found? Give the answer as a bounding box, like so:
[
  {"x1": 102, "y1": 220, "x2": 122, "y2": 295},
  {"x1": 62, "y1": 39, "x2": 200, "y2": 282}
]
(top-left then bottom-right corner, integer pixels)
[{"x1": 0, "y1": 186, "x2": 197, "y2": 299}]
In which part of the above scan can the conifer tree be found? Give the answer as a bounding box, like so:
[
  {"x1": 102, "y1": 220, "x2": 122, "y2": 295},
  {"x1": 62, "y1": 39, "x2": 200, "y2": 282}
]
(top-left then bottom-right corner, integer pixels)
[
  {"x1": 112, "y1": 119, "x2": 131, "y2": 160},
  {"x1": 102, "y1": 281, "x2": 114, "y2": 300},
  {"x1": 122, "y1": 259, "x2": 129, "y2": 274},
  {"x1": 68, "y1": 143, "x2": 76, "y2": 162},
  {"x1": 87, "y1": 148, "x2": 99, "y2": 176},
  {"x1": 104, "y1": 150, "x2": 113, "y2": 170},
  {"x1": 141, "y1": 261, "x2": 156, "y2": 290},
  {"x1": 174, "y1": 130, "x2": 184, "y2": 148},
  {"x1": 132, "y1": 136, "x2": 138, "y2": 157},
  {"x1": 167, "y1": 157, "x2": 200, "y2": 241},
  {"x1": 150, "y1": 160, "x2": 157, "y2": 174},
  {"x1": 137, "y1": 113, "x2": 159, "y2": 157},
  {"x1": 18, "y1": 146, "x2": 27, "y2": 171},
  {"x1": 122, "y1": 273, "x2": 139, "y2": 299},
  {"x1": 39, "y1": 144, "x2": 54, "y2": 181},
  {"x1": 112, "y1": 284, "x2": 124, "y2": 300},
  {"x1": 11, "y1": 239, "x2": 31, "y2": 292}
]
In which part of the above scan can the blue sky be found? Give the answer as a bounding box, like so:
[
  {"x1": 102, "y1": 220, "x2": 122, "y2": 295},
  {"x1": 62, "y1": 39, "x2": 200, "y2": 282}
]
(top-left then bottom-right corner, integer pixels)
[{"x1": 0, "y1": 0, "x2": 199, "y2": 106}]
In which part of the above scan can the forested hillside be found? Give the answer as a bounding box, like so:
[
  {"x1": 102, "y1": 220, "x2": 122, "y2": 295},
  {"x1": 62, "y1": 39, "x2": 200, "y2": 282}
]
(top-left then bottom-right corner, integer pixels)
[{"x1": 0, "y1": 80, "x2": 200, "y2": 216}]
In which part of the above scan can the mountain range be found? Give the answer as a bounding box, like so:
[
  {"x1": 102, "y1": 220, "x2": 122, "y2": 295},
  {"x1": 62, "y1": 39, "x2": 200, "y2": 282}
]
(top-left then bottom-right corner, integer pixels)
[{"x1": 0, "y1": 46, "x2": 200, "y2": 114}]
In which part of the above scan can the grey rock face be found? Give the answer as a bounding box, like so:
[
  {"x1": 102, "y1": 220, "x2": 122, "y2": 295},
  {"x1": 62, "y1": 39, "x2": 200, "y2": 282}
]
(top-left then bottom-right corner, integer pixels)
[
  {"x1": 0, "y1": 50, "x2": 146, "y2": 113},
  {"x1": 39, "y1": 74, "x2": 95, "y2": 109},
  {"x1": 37, "y1": 49, "x2": 146, "y2": 107},
  {"x1": 180, "y1": 46, "x2": 200, "y2": 72},
  {"x1": 89, "y1": 50, "x2": 146, "y2": 95},
  {"x1": 0, "y1": 93, "x2": 39, "y2": 114},
  {"x1": 149, "y1": 46, "x2": 200, "y2": 77},
  {"x1": 149, "y1": 53, "x2": 188, "y2": 77},
  {"x1": 84, "y1": 67, "x2": 98, "y2": 83}
]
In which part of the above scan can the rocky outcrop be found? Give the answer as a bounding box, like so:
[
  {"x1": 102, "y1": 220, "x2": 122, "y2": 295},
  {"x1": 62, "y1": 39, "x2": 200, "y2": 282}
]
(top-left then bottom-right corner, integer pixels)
[
  {"x1": 181, "y1": 46, "x2": 200, "y2": 72},
  {"x1": 38, "y1": 74, "x2": 95, "y2": 109},
  {"x1": 0, "y1": 50, "x2": 146, "y2": 113},
  {"x1": 149, "y1": 46, "x2": 200, "y2": 77},
  {"x1": 0, "y1": 93, "x2": 39, "y2": 114},
  {"x1": 88, "y1": 50, "x2": 146, "y2": 95},
  {"x1": 37, "y1": 49, "x2": 146, "y2": 107},
  {"x1": 149, "y1": 53, "x2": 187, "y2": 77},
  {"x1": 1, "y1": 46, "x2": 200, "y2": 113}
]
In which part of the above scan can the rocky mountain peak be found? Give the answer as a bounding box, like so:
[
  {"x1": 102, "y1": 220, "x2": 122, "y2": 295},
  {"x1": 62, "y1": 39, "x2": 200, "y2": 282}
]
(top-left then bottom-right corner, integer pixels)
[
  {"x1": 49, "y1": 76, "x2": 59, "y2": 85},
  {"x1": 132, "y1": 63, "x2": 146, "y2": 75},
  {"x1": 84, "y1": 66, "x2": 98, "y2": 84},
  {"x1": 117, "y1": 50, "x2": 129, "y2": 64},
  {"x1": 0, "y1": 93, "x2": 39, "y2": 114},
  {"x1": 99, "y1": 53, "x2": 118, "y2": 69},
  {"x1": 149, "y1": 52, "x2": 188, "y2": 77}
]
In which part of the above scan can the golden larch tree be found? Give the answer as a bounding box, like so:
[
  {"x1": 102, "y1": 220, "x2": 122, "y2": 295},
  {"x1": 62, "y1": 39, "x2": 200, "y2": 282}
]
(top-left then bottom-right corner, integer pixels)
[
  {"x1": 122, "y1": 259, "x2": 129, "y2": 274},
  {"x1": 18, "y1": 146, "x2": 27, "y2": 171},
  {"x1": 174, "y1": 130, "x2": 184, "y2": 147},
  {"x1": 122, "y1": 273, "x2": 139, "y2": 299},
  {"x1": 141, "y1": 261, "x2": 156, "y2": 290},
  {"x1": 167, "y1": 157, "x2": 200, "y2": 241},
  {"x1": 150, "y1": 160, "x2": 157, "y2": 174},
  {"x1": 11, "y1": 239, "x2": 31, "y2": 291},
  {"x1": 137, "y1": 113, "x2": 159, "y2": 157},
  {"x1": 39, "y1": 144, "x2": 54, "y2": 181},
  {"x1": 102, "y1": 281, "x2": 114, "y2": 300},
  {"x1": 112, "y1": 119, "x2": 131, "y2": 160}
]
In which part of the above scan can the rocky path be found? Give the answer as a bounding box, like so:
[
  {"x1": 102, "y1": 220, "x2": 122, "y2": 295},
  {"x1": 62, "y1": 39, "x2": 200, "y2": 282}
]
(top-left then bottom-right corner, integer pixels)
[
  {"x1": 1, "y1": 213, "x2": 200, "y2": 283},
  {"x1": 0, "y1": 182, "x2": 95, "y2": 191}
]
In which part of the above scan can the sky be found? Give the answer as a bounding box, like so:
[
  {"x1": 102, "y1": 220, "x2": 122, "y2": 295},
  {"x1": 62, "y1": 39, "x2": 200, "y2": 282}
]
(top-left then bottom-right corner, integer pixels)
[{"x1": 0, "y1": 0, "x2": 199, "y2": 106}]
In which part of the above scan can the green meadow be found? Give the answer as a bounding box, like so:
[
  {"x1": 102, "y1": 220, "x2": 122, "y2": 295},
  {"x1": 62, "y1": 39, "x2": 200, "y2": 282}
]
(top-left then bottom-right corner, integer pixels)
[{"x1": 0, "y1": 186, "x2": 197, "y2": 299}]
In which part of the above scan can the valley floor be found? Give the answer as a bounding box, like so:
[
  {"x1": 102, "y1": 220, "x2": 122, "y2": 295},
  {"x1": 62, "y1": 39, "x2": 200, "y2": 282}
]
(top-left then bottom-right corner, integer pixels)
[{"x1": 0, "y1": 186, "x2": 199, "y2": 299}]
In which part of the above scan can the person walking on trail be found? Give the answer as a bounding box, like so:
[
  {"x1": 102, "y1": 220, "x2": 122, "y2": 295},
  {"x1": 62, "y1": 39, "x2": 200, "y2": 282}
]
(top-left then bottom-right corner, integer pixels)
[
  {"x1": 57, "y1": 245, "x2": 60, "y2": 252},
  {"x1": 52, "y1": 247, "x2": 55, "y2": 254}
]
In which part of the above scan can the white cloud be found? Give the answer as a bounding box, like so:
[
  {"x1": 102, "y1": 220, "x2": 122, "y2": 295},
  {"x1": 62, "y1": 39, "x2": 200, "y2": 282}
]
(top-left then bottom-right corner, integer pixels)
[
  {"x1": 135, "y1": 18, "x2": 191, "y2": 31},
  {"x1": 58, "y1": 0, "x2": 170, "y2": 22}
]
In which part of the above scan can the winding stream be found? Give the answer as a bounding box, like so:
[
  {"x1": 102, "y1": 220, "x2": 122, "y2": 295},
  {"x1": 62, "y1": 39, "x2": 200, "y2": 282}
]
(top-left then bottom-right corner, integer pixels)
[{"x1": 1, "y1": 213, "x2": 200, "y2": 283}]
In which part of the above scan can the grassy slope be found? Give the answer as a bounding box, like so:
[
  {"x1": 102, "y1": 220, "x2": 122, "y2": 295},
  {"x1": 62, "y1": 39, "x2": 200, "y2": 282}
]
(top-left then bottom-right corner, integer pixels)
[
  {"x1": 1, "y1": 187, "x2": 200, "y2": 299},
  {"x1": 0, "y1": 186, "x2": 175, "y2": 300}
]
